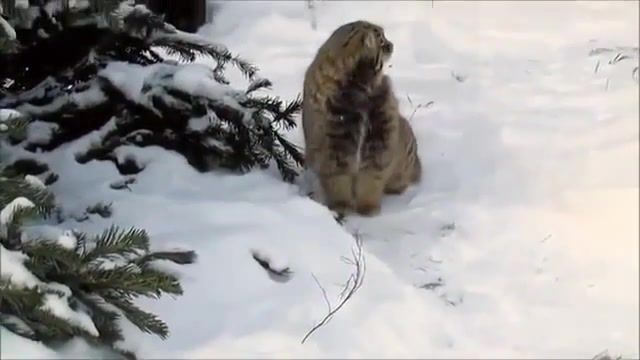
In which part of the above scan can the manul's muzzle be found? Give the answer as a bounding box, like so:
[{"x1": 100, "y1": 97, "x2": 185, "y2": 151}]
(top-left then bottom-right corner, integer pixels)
[{"x1": 382, "y1": 40, "x2": 394, "y2": 54}]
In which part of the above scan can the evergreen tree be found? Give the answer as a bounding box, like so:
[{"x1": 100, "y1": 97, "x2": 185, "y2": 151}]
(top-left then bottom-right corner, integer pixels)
[
  {"x1": 0, "y1": 0, "x2": 304, "y2": 182},
  {"x1": 0, "y1": 2, "x2": 299, "y2": 356},
  {"x1": 1, "y1": 109, "x2": 197, "y2": 358}
]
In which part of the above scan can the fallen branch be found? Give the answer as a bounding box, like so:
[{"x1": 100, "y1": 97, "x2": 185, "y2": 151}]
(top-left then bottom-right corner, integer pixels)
[
  {"x1": 592, "y1": 349, "x2": 623, "y2": 360},
  {"x1": 251, "y1": 250, "x2": 293, "y2": 283},
  {"x1": 301, "y1": 233, "x2": 366, "y2": 344},
  {"x1": 406, "y1": 94, "x2": 434, "y2": 121}
]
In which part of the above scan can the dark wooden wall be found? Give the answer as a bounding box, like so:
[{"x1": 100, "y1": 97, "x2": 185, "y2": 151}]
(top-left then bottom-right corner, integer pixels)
[{"x1": 144, "y1": 0, "x2": 207, "y2": 33}]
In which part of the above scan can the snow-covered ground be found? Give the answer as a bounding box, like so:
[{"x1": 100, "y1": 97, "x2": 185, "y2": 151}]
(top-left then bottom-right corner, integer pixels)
[{"x1": 2, "y1": 1, "x2": 639, "y2": 358}]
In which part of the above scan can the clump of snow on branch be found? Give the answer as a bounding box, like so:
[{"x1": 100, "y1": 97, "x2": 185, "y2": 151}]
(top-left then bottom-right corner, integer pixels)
[{"x1": 0, "y1": 197, "x2": 35, "y2": 236}]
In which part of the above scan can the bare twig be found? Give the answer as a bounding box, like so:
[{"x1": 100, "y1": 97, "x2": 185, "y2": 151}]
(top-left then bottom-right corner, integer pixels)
[
  {"x1": 407, "y1": 95, "x2": 435, "y2": 121},
  {"x1": 451, "y1": 71, "x2": 467, "y2": 83},
  {"x1": 406, "y1": 94, "x2": 414, "y2": 108},
  {"x1": 340, "y1": 255, "x2": 355, "y2": 266},
  {"x1": 338, "y1": 274, "x2": 355, "y2": 300},
  {"x1": 592, "y1": 349, "x2": 623, "y2": 360},
  {"x1": 312, "y1": 273, "x2": 331, "y2": 313},
  {"x1": 420, "y1": 281, "x2": 444, "y2": 290},
  {"x1": 301, "y1": 233, "x2": 366, "y2": 344},
  {"x1": 333, "y1": 211, "x2": 346, "y2": 225},
  {"x1": 609, "y1": 52, "x2": 631, "y2": 65},
  {"x1": 592, "y1": 45, "x2": 639, "y2": 81},
  {"x1": 306, "y1": 0, "x2": 317, "y2": 31}
]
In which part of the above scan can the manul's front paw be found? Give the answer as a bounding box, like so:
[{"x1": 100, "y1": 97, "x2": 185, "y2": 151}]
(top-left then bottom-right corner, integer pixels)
[{"x1": 355, "y1": 201, "x2": 381, "y2": 217}]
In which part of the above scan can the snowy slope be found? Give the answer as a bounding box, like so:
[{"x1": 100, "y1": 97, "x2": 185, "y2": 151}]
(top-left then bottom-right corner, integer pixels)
[{"x1": 2, "y1": 1, "x2": 638, "y2": 358}]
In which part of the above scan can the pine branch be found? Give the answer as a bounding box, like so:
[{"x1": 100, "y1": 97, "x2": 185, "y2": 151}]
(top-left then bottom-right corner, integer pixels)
[
  {"x1": 30, "y1": 307, "x2": 100, "y2": 343},
  {"x1": 1, "y1": 159, "x2": 50, "y2": 178},
  {"x1": 74, "y1": 231, "x2": 88, "y2": 256},
  {"x1": 0, "y1": 280, "x2": 43, "y2": 317},
  {"x1": 150, "y1": 35, "x2": 258, "y2": 80},
  {"x1": 274, "y1": 143, "x2": 303, "y2": 182},
  {"x1": 243, "y1": 95, "x2": 284, "y2": 117},
  {"x1": 22, "y1": 240, "x2": 84, "y2": 281},
  {"x1": 134, "y1": 250, "x2": 197, "y2": 267},
  {"x1": 101, "y1": 294, "x2": 169, "y2": 339},
  {"x1": 98, "y1": 33, "x2": 159, "y2": 66},
  {"x1": 116, "y1": 3, "x2": 167, "y2": 40},
  {"x1": 0, "y1": 223, "x2": 194, "y2": 356},
  {"x1": 272, "y1": 95, "x2": 302, "y2": 130},
  {"x1": 0, "y1": 177, "x2": 55, "y2": 217},
  {"x1": 0, "y1": 313, "x2": 38, "y2": 341},
  {"x1": 84, "y1": 264, "x2": 182, "y2": 298},
  {"x1": 2, "y1": 204, "x2": 39, "y2": 248},
  {"x1": 0, "y1": 111, "x2": 29, "y2": 141},
  {"x1": 0, "y1": 282, "x2": 95, "y2": 343},
  {"x1": 72, "y1": 292, "x2": 123, "y2": 344},
  {"x1": 83, "y1": 226, "x2": 150, "y2": 262},
  {"x1": 246, "y1": 78, "x2": 272, "y2": 94},
  {"x1": 1, "y1": 0, "x2": 304, "y2": 183}
]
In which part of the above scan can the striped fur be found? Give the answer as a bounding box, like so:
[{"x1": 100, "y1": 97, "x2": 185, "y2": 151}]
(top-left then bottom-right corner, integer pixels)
[{"x1": 302, "y1": 20, "x2": 421, "y2": 216}]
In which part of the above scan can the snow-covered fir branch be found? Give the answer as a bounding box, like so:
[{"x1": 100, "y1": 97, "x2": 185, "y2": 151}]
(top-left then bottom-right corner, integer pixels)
[
  {"x1": 0, "y1": 164, "x2": 197, "y2": 359},
  {"x1": 0, "y1": 0, "x2": 303, "y2": 183}
]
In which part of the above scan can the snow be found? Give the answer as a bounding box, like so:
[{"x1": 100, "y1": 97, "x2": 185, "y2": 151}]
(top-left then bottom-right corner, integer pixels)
[
  {"x1": 25, "y1": 121, "x2": 59, "y2": 145},
  {"x1": 0, "y1": 243, "x2": 73, "y2": 298},
  {"x1": 98, "y1": 62, "x2": 156, "y2": 102},
  {"x1": 14, "y1": 0, "x2": 29, "y2": 9},
  {"x1": 2, "y1": 0, "x2": 639, "y2": 359},
  {"x1": 0, "y1": 15, "x2": 17, "y2": 40},
  {"x1": 43, "y1": 0, "x2": 66, "y2": 17},
  {"x1": 0, "y1": 197, "x2": 35, "y2": 228},
  {"x1": 171, "y1": 64, "x2": 234, "y2": 100},
  {"x1": 57, "y1": 230, "x2": 77, "y2": 250},
  {"x1": 22, "y1": 224, "x2": 68, "y2": 243},
  {"x1": 68, "y1": 0, "x2": 91, "y2": 11},
  {"x1": 0, "y1": 109, "x2": 22, "y2": 122},
  {"x1": 14, "y1": 84, "x2": 106, "y2": 117},
  {"x1": 110, "y1": 2, "x2": 156, "y2": 37},
  {"x1": 0, "y1": 327, "x2": 118, "y2": 359},
  {"x1": 100, "y1": 62, "x2": 245, "y2": 115},
  {"x1": 187, "y1": 116, "x2": 212, "y2": 132},
  {"x1": 40, "y1": 293, "x2": 99, "y2": 337},
  {"x1": 1, "y1": 314, "x2": 33, "y2": 337},
  {"x1": 24, "y1": 174, "x2": 46, "y2": 189},
  {"x1": 0, "y1": 244, "x2": 43, "y2": 289},
  {"x1": 0, "y1": 327, "x2": 60, "y2": 359},
  {"x1": 10, "y1": 6, "x2": 42, "y2": 30}
]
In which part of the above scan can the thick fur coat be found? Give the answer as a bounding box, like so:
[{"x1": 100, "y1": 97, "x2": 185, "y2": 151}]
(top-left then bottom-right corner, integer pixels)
[{"x1": 302, "y1": 20, "x2": 421, "y2": 216}]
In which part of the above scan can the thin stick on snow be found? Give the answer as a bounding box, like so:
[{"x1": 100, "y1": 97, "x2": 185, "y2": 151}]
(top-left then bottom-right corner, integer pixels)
[
  {"x1": 407, "y1": 94, "x2": 434, "y2": 122},
  {"x1": 311, "y1": 273, "x2": 331, "y2": 313},
  {"x1": 306, "y1": 0, "x2": 318, "y2": 31},
  {"x1": 301, "y1": 233, "x2": 366, "y2": 344}
]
